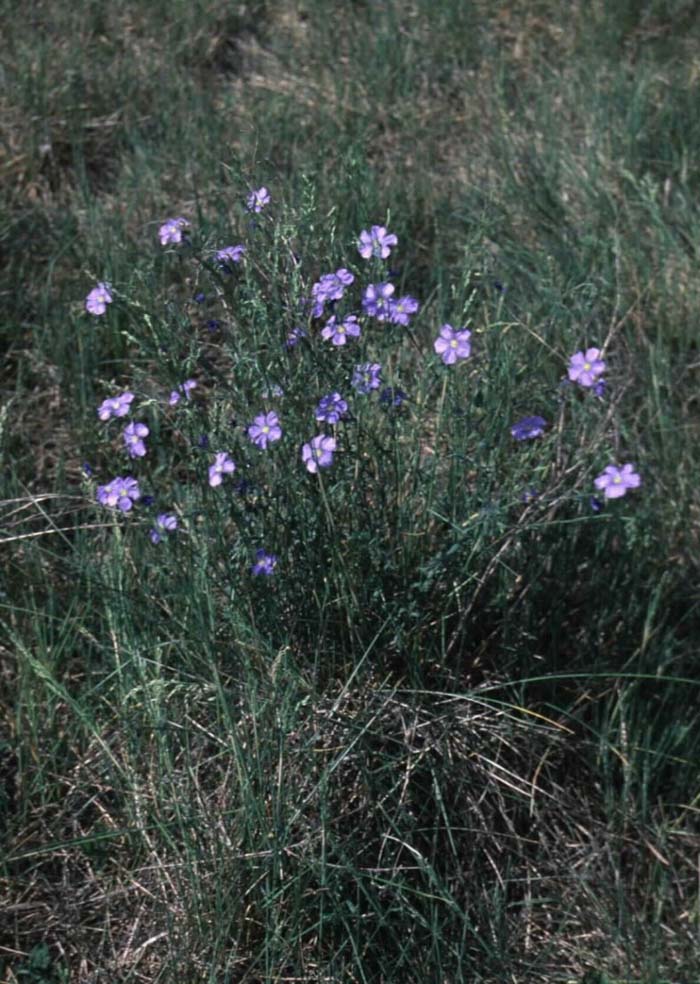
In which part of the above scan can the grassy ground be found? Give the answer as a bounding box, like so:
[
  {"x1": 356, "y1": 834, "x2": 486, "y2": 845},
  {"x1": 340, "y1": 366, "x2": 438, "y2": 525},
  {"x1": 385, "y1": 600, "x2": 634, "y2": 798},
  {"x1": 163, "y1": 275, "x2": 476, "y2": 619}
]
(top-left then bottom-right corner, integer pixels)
[{"x1": 1, "y1": 0, "x2": 700, "y2": 981}]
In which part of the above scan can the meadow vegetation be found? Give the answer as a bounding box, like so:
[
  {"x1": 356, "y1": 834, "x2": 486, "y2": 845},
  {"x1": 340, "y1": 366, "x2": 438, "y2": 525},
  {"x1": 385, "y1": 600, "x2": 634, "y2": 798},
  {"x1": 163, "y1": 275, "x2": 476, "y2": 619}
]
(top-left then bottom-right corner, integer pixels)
[{"x1": 1, "y1": 1, "x2": 700, "y2": 981}]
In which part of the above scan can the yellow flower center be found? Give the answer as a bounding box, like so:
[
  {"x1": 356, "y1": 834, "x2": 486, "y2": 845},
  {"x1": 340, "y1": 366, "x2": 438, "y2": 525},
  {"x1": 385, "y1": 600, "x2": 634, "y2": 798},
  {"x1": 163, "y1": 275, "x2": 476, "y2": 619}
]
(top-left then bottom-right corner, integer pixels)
[
  {"x1": 262, "y1": 425, "x2": 270, "y2": 434},
  {"x1": 583, "y1": 362, "x2": 591, "y2": 371},
  {"x1": 613, "y1": 475, "x2": 621, "y2": 483},
  {"x1": 450, "y1": 339, "x2": 458, "y2": 348}
]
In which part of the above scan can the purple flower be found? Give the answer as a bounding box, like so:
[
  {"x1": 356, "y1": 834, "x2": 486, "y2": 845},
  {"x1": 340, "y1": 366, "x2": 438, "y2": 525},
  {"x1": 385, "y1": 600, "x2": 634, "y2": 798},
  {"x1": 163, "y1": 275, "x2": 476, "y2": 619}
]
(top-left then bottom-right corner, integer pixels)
[
  {"x1": 82, "y1": 462, "x2": 93, "y2": 477},
  {"x1": 286, "y1": 326, "x2": 307, "y2": 349},
  {"x1": 216, "y1": 244, "x2": 245, "y2": 269},
  {"x1": 169, "y1": 379, "x2": 198, "y2": 406},
  {"x1": 511, "y1": 415, "x2": 547, "y2": 441},
  {"x1": 98, "y1": 391, "x2": 134, "y2": 421},
  {"x1": 311, "y1": 269, "x2": 355, "y2": 317},
  {"x1": 193, "y1": 292, "x2": 206, "y2": 303},
  {"x1": 388, "y1": 295, "x2": 419, "y2": 326},
  {"x1": 379, "y1": 386, "x2": 408, "y2": 407},
  {"x1": 521, "y1": 487, "x2": 539, "y2": 503},
  {"x1": 208, "y1": 452, "x2": 236, "y2": 487},
  {"x1": 352, "y1": 362, "x2": 382, "y2": 394},
  {"x1": 246, "y1": 187, "x2": 270, "y2": 213},
  {"x1": 159, "y1": 217, "x2": 188, "y2": 246},
  {"x1": 434, "y1": 324, "x2": 472, "y2": 365},
  {"x1": 301, "y1": 435, "x2": 337, "y2": 474},
  {"x1": 358, "y1": 225, "x2": 398, "y2": 260},
  {"x1": 321, "y1": 269, "x2": 354, "y2": 300},
  {"x1": 207, "y1": 319, "x2": 221, "y2": 332},
  {"x1": 316, "y1": 392, "x2": 348, "y2": 424},
  {"x1": 197, "y1": 433, "x2": 209, "y2": 448},
  {"x1": 593, "y1": 379, "x2": 606, "y2": 398},
  {"x1": 568, "y1": 347, "x2": 606, "y2": 387},
  {"x1": 310, "y1": 298, "x2": 325, "y2": 319},
  {"x1": 123, "y1": 421, "x2": 149, "y2": 458},
  {"x1": 150, "y1": 513, "x2": 178, "y2": 544},
  {"x1": 590, "y1": 496, "x2": 603, "y2": 513},
  {"x1": 248, "y1": 411, "x2": 282, "y2": 450},
  {"x1": 362, "y1": 282, "x2": 395, "y2": 320},
  {"x1": 321, "y1": 313, "x2": 361, "y2": 346},
  {"x1": 85, "y1": 282, "x2": 113, "y2": 316},
  {"x1": 250, "y1": 549, "x2": 277, "y2": 576},
  {"x1": 594, "y1": 463, "x2": 641, "y2": 500},
  {"x1": 96, "y1": 476, "x2": 141, "y2": 512}
]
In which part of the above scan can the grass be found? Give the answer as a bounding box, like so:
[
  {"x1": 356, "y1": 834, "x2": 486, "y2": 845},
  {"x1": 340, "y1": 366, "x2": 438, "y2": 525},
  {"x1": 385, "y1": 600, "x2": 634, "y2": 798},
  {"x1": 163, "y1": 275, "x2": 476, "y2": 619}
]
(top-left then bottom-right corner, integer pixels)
[{"x1": 1, "y1": 0, "x2": 700, "y2": 981}]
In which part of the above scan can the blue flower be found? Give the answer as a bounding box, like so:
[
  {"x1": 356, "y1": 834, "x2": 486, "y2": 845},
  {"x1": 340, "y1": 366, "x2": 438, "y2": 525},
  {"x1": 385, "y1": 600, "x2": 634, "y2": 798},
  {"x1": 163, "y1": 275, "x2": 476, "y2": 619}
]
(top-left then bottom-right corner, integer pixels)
[
  {"x1": 379, "y1": 387, "x2": 408, "y2": 408},
  {"x1": 150, "y1": 513, "x2": 178, "y2": 544},
  {"x1": 316, "y1": 392, "x2": 348, "y2": 424},
  {"x1": 251, "y1": 549, "x2": 277, "y2": 576},
  {"x1": 362, "y1": 282, "x2": 395, "y2": 321},
  {"x1": 97, "y1": 476, "x2": 141, "y2": 512},
  {"x1": 352, "y1": 363, "x2": 382, "y2": 394},
  {"x1": 510, "y1": 415, "x2": 547, "y2": 441}
]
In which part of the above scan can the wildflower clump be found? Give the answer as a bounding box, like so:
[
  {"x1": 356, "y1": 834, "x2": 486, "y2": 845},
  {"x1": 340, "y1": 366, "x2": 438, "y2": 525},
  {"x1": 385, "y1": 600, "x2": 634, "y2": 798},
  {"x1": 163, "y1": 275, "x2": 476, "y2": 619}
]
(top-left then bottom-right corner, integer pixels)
[{"x1": 82, "y1": 184, "x2": 644, "y2": 659}]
